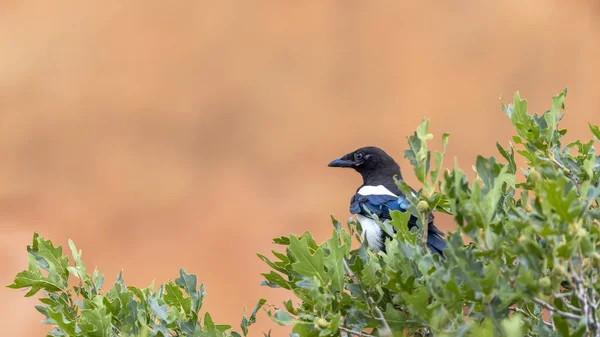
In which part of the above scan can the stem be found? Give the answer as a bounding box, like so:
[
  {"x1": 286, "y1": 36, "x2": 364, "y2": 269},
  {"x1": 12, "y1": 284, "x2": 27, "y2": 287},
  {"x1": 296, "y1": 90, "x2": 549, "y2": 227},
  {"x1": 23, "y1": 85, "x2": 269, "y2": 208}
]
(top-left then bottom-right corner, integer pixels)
[
  {"x1": 532, "y1": 298, "x2": 583, "y2": 321},
  {"x1": 548, "y1": 152, "x2": 571, "y2": 175},
  {"x1": 555, "y1": 292, "x2": 573, "y2": 299},
  {"x1": 343, "y1": 259, "x2": 392, "y2": 336},
  {"x1": 509, "y1": 307, "x2": 553, "y2": 329},
  {"x1": 561, "y1": 298, "x2": 582, "y2": 313},
  {"x1": 419, "y1": 211, "x2": 429, "y2": 249},
  {"x1": 572, "y1": 270, "x2": 600, "y2": 337},
  {"x1": 339, "y1": 326, "x2": 376, "y2": 337}
]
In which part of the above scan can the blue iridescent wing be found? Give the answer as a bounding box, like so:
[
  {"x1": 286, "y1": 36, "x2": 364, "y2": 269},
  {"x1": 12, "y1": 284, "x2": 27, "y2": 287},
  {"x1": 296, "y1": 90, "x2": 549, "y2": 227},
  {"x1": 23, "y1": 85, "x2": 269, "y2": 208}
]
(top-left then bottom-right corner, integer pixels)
[
  {"x1": 349, "y1": 193, "x2": 410, "y2": 220},
  {"x1": 349, "y1": 192, "x2": 446, "y2": 255}
]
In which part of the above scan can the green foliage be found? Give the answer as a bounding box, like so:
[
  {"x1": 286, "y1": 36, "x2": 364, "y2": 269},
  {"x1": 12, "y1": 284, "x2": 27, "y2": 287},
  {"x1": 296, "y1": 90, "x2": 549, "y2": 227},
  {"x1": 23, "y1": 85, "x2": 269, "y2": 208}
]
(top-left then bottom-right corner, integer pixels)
[
  {"x1": 258, "y1": 90, "x2": 600, "y2": 337},
  {"x1": 11, "y1": 90, "x2": 600, "y2": 337},
  {"x1": 8, "y1": 233, "x2": 263, "y2": 337}
]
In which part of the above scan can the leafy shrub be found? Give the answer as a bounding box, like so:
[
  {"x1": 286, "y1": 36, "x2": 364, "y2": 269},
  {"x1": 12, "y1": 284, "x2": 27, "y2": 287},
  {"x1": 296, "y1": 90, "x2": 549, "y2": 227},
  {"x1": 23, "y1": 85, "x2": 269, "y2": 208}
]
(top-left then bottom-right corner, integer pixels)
[
  {"x1": 9, "y1": 90, "x2": 600, "y2": 336},
  {"x1": 8, "y1": 233, "x2": 264, "y2": 337},
  {"x1": 258, "y1": 90, "x2": 600, "y2": 337}
]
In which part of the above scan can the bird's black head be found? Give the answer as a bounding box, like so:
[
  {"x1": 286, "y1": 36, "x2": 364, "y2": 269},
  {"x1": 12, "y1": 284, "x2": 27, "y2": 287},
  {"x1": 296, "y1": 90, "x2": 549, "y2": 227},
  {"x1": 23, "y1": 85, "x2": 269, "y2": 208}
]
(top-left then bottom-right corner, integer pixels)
[{"x1": 328, "y1": 146, "x2": 401, "y2": 184}]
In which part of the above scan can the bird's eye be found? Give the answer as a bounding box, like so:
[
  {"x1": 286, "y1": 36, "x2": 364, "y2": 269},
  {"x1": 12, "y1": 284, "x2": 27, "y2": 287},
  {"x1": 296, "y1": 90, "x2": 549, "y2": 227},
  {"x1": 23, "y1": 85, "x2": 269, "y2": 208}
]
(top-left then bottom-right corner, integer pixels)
[{"x1": 355, "y1": 152, "x2": 364, "y2": 161}]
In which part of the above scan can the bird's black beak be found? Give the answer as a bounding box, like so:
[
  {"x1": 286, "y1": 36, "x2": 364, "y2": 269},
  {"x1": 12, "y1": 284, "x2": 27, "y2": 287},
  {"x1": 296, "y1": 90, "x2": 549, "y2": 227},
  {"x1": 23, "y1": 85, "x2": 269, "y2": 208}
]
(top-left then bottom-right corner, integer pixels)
[{"x1": 328, "y1": 158, "x2": 356, "y2": 168}]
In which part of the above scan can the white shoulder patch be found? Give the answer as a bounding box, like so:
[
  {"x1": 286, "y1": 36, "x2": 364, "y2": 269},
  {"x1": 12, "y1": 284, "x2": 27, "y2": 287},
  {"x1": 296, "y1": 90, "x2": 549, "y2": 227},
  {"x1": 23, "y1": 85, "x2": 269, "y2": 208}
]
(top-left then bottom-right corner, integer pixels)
[{"x1": 357, "y1": 185, "x2": 397, "y2": 197}]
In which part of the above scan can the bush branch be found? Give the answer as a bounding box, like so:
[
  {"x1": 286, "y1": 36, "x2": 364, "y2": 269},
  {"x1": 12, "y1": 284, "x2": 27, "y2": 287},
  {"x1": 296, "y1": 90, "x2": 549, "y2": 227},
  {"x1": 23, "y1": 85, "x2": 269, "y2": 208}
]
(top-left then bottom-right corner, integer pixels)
[
  {"x1": 532, "y1": 298, "x2": 583, "y2": 321},
  {"x1": 343, "y1": 259, "x2": 391, "y2": 336},
  {"x1": 339, "y1": 326, "x2": 376, "y2": 337},
  {"x1": 509, "y1": 307, "x2": 553, "y2": 329}
]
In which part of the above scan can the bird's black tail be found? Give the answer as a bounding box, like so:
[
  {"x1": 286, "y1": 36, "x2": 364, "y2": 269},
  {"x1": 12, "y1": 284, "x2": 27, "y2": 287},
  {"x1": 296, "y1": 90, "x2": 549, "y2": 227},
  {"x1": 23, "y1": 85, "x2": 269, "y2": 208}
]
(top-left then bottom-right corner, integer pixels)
[
  {"x1": 426, "y1": 216, "x2": 446, "y2": 256},
  {"x1": 407, "y1": 213, "x2": 446, "y2": 256},
  {"x1": 427, "y1": 228, "x2": 446, "y2": 256}
]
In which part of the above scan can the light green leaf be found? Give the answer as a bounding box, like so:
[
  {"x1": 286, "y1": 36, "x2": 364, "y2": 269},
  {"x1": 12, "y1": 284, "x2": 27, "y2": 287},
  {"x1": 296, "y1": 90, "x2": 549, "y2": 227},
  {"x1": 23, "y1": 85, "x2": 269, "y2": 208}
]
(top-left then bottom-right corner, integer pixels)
[
  {"x1": 164, "y1": 282, "x2": 192, "y2": 315},
  {"x1": 80, "y1": 307, "x2": 112, "y2": 337},
  {"x1": 543, "y1": 90, "x2": 566, "y2": 143},
  {"x1": 590, "y1": 123, "x2": 600, "y2": 141},
  {"x1": 288, "y1": 235, "x2": 327, "y2": 284},
  {"x1": 537, "y1": 175, "x2": 581, "y2": 222},
  {"x1": 36, "y1": 236, "x2": 70, "y2": 281},
  {"x1": 403, "y1": 286, "x2": 430, "y2": 320},
  {"x1": 361, "y1": 253, "x2": 381, "y2": 288},
  {"x1": 324, "y1": 230, "x2": 348, "y2": 292},
  {"x1": 47, "y1": 307, "x2": 77, "y2": 336},
  {"x1": 68, "y1": 239, "x2": 86, "y2": 280},
  {"x1": 382, "y1": 303, "x2": 410, "y2": 332},
  {"x1": 271, "y1": 309, "x2": 294, "y2": 326},
  {"x1": 389, "y1": 210, "x2": 416, "y2": 244},
  {"x1": 148, "y1": 296, "x2": 169, "y2": 321},
  {"x1": 7, "y1": 254, "x2": 63, "y2": 296}
]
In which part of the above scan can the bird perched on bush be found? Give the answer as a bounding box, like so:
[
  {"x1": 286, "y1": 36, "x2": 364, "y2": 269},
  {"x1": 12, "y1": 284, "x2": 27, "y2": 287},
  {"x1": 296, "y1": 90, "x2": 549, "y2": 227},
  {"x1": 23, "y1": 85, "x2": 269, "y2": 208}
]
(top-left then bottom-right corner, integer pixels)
[{"x1": 328, "y1": 146, "x2": 446, "y2": 255}]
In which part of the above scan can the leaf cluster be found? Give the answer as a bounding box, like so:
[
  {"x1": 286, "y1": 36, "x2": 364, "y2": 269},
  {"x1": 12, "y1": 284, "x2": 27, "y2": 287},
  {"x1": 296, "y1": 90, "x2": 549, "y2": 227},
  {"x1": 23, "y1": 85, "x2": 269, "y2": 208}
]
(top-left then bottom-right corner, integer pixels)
[
  {"x1": 8, "y1": 233, "x2": 264, "y2": 337},
  {"x1": 258, "y1": 90, "x2": 600, "y2": 337}
]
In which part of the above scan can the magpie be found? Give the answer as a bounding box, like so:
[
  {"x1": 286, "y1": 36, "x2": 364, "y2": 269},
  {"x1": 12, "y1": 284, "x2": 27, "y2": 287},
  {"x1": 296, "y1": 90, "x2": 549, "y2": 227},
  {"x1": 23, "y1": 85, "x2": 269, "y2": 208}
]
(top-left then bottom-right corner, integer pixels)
[{"x1": 328, "y1": 146, "x2": 446, "y2": 255}]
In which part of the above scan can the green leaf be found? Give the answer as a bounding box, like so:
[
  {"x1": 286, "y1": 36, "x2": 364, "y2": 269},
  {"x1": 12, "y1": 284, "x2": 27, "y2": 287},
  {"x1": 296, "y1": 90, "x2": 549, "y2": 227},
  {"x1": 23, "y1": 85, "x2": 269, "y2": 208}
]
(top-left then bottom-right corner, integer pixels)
[
  {"x1": 260, "y1": 271, "x2": 293, "y2": 289},
  {"x1": 496, "y1": 142, "x2": 517, "y2": 174},
  {"x1": 361, "y1": 253, "x2": 382, "y2": 288},
  {"x1": 175, "y1": 268, "x2": 204, "y2": 313},
  {"x1": 175, "y1": 268, "x2": 197, "y2": 296},
  {"x1": 543, "y1": 90, "x2": 566, "y2": 143},
  {"x1": 470, "y1": 318, "x2": 495, "y2": 336},
  {"x1": 68, "y1": 239, "x2": 86, "y2": 280},
  {"x1": 270, "y1": 309, "x2": 294, "y2": 326},
  {"x1": 405, "y1": 118, "x2": 433, "y2": 185},
  {"x1": 150, "y1": 296, "x2": 170, "y2": 322},
  {"x1": 7, "y1": 254, "x2": 63, "y2": 296},
  {"x1": 323, "y1": 230, "x2": 348, "y2": 292},
  {"x1": 240, "y1": 299, "x2": 266, "y2": 336},
  {"x1": 382, "y1": 303, "x2": 410, "y2": 331},
  {"x1": 80, "y1": 306, "x2": 112, "y2": 337},
  {"x1": 501, "y1": 313, "x2": 523, "y2": 337},
  {"x1": 36, "y1": 236, "x2": 70, "y2": 281},
  {"x1": 403, "y1": 286, "x2": 430, "y2": 321},
  {"x1": 431, "y1": 132, "x2": 450, "y2": 187},
  {"x1": 47, "y1": 307, "x2": 77, "y2": 336},
  {"x1": 291, "y1": 323, "x2": 319, "y2": 337},
  {"x1": 537, "y1": 174, "x2": 581, "y2": 222},
  {"x1": 389, "y1": 210, "x2": 416, "y2": 244},
  {"x1": 590, "y1": 123, "x2": 600, "y2": 141},
  {"x1": 288, "y1": 235, "x2": 327, "y2": 284},
  {"x1": 553, "y1": 315, "x2": 570, "y2": 337},
  {"x1": 202, "y1": 312, "x2": 220, "y2": 336},
  {"x1": 164, "y1": 282, "x2": 192, "y2": 315}
]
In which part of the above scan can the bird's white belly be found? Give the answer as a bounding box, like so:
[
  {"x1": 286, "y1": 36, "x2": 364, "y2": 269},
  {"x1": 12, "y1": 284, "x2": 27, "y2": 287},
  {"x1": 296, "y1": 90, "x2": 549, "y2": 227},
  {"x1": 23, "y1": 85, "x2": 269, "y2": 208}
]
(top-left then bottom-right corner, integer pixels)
[{"x1": 356, "y1": 214, "x2": 385, "y2": 251}]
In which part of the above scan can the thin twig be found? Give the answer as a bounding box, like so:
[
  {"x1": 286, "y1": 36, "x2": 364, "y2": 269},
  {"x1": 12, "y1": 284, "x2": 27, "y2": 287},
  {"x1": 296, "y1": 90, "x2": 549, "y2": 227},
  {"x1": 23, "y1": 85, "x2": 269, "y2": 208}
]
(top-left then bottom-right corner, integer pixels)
[
  {"x1": 339, "y1": 326, "x2": 376, "y2": 337},
  {"x1": 572, "y1": 269, "x2": 600, "y2": 337},
  {"x1": 548, "y1": 153, "x2": 571, "y2": 175},
  {"x1": 533, "y1": 298, "x2": 583, "y2": 321},
  {"x1": 561, "y1": 298, "x2": 582, "y2": 312},
  {"x1": 509, "y1": 307, "x2": 553, "y2": 328},
  {"x1": 343, "y1": 259, "x2": 392, "y2": 336},
  {"x1": 343, "y1": 259, "x2": 359, "y2": 284},
  {"x1": 554, "y1": 292, "x2": 573, "y2": 299}
]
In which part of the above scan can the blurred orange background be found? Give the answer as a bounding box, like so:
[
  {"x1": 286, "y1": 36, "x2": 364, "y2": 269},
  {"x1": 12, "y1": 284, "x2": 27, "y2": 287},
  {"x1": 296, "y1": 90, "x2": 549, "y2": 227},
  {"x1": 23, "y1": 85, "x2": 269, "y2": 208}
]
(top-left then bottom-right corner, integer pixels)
[{"x1": 1, "y1": 1, "x2": 599, "y2": 336}]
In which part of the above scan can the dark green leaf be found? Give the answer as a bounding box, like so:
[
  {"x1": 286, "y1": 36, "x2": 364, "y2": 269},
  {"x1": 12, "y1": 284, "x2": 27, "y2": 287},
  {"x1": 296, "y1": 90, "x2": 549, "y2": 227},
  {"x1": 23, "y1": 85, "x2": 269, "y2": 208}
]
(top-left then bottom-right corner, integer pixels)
[{"x1": 240, "y1": 298, "x2": 266, "y2": 336}]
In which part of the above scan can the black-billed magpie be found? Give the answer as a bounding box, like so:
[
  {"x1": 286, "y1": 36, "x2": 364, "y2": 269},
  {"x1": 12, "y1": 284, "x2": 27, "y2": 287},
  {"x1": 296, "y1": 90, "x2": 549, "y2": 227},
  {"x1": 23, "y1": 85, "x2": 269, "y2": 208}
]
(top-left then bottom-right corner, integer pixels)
[{"x1": 328, "y1": 146, "x2": 446, "y2": 255}]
